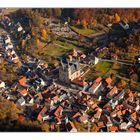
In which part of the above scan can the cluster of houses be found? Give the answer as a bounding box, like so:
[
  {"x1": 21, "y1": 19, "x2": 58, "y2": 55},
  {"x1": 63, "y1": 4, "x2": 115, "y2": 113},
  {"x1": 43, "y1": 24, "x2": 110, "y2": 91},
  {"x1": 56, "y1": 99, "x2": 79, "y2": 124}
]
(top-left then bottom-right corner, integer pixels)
[
  {"x1": 1, "y1": 51, "x2": 140, "y2": 132},
  {"x1": 0, "y1": 16, "x2": 25, "y2": 64},
  {"x1": 0, "y1": 34, "x2": 19, "y2": 63},
  {"x1": 0, "y1": 15, "x2": 31, "y2": 64},
  {"x1": 0, "y1": 15, "x2": 140, "y2": 132}
]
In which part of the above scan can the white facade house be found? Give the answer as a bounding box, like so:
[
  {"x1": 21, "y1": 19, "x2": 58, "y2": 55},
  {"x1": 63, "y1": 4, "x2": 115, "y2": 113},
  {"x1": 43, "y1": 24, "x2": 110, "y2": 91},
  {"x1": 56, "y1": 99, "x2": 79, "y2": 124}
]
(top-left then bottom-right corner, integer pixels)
[
  {"x1": 4, "y1": 36, "x2": 11, "y2": 44},
  {"x1": 94, "y1": 57, "x2": 99, "y2": 65},
  {"x1": 5, "y1": 44, "x2": 13, "y2": 50},
  {"x1": 16, "y1": 97, "x2": 25, "y2": 106},
  {"x1": 119, "y1": 21, "x2": 129, "y2": 30},
  {"x1": 89, "y1": 81, "x2": 102, "y2": 94},
  {"x1": 17, "y1": 25, "x2": 23, "y2": 32},
  {"x1": 0, "y1": 81, "x2": 5, "y2": 89}
]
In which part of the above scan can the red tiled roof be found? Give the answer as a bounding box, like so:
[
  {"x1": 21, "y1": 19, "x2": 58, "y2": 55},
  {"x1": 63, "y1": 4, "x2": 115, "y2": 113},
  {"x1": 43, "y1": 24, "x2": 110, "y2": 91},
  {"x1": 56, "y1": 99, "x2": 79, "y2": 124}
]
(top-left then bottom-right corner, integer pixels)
[
  {"x1": 129, "y1": 92, "x2": 134, "y2": 97},
  {"x1": 19, "y1": 77, "x2": 27, "y2": 86},
  {"x1": 79, "y1": 115, "x2": 88, "y2": 122},
  {"x1": 54, "y1": 106, "x2": 63, "y2": 117},
  {"x1": 98, "y1": 121, "x2": 105, "y2": 127},
  {"x1": 71, "y1": 78, "x2": 87, "y2": 87},
  {"x1": 109, "y1": 126, "x2": 118, "y2": 132},
  {"x1": 41, "y1": 89, "x2": 49, "y2": 94},
  {"x1": 135, "y1": 123, "x2": 140, "y2": 130},
  {"x1": 108, "y1": 86, "x2": 118, "y2": 96},
  {"x1": 73, "y1": 112, "x2": 81, "y2": 119},
  {"x1": 20, "y1": 89, "x2": 28, "y2": 95},
  {"x1": 95, "y1": 77, "x2": 102, "y2": 83},
  {"x1": 105, "y1": 77, "x2": 112, "y2": 84},
  {"x1": 37, "y1": 106, "x2": 47, "y2": 121},
  {"x1": 128, "y1": 127, "x2": 135, "y2": 132}
]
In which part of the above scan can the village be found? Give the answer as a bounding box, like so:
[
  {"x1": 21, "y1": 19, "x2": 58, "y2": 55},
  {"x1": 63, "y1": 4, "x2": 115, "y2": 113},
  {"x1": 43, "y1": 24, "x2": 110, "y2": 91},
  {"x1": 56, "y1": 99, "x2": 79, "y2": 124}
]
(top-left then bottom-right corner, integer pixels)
[{"x1": 0, "y1": 9, "x2": 140, "y2": 132}]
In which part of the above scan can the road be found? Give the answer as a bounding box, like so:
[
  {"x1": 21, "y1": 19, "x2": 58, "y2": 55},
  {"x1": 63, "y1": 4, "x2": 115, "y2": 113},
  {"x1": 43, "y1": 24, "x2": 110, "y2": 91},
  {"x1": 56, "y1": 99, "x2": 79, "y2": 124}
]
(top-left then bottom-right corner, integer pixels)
[{"x1": 100, "y1": 58, "x2": 134, "y2": 66}]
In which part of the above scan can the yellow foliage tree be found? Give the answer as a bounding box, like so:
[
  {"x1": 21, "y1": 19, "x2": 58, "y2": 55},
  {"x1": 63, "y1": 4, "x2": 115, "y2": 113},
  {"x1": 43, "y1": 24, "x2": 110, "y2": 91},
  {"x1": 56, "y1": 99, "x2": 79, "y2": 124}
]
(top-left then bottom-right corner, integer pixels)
[
  {"x1": 21, "y1": 39, "x2": 26, "y2": 48},
  {"x1": 36, "y1": 38, "x2": 40, "y2": 45},
  {"x1": 41, "y1": 123, "x2": 50, "y2": 132},
  {"x1": 82, "y1": 19, "x2": 88, "y2": 29},
  {"x1": 124, "y1": 17, "x2": 128, "y2": 23},
  {"x1": 115, "y1": 13, "x2": 121, "y2": 23},
  {"x1": 42, "y1": 29, "x2": 47, "y2": 39},
  {"x1": 76, "y1": 19, "x2": 81, "y2": 25},
  {"x1": 117, "y1": 80, "x2": 126, "y2": 89},
  {"x1": 92, "y1": 19, "x2": 97, "y2": 27}
]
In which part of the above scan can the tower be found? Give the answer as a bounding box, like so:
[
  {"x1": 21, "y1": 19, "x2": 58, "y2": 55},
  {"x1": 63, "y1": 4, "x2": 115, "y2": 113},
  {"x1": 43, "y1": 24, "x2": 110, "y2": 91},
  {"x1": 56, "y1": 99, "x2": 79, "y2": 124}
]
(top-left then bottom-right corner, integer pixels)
[{"x1": 59, "y1": 59, "x2": 81, "y2": 84}]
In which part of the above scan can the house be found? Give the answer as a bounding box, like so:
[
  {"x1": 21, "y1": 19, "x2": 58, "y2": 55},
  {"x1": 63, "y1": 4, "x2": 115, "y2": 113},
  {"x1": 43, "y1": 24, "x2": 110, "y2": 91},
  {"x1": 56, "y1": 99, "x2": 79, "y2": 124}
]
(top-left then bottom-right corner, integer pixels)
[
  {"x1": 79, "y1": 115, "x2": 88, "y2": 124},
  {"x1": 4, "y1": 35, "x2": 11, "y2": 44},
  {"x1": 94, "y1": 109, "x2": 102, "y2": 120},
  {"x1": 24, "y1": 94, "x2": 34, "y2": 104},
  {"x1": 11, "y1": 54, "x2": 19, "y2": 63},
  {"x1": 19, "y1": 77, "x2": 27, "y2": 86},
  {"x1": 0, "y1": 80, "x2": 5, "y2": 89},
  {"x1": 88, "y1": 77, "x2": 102, "y2": 94},
  {"x1": 128, "y1": 127, "x2": 136, "y2": 132},
  {"x1": 120, "y1": 122, "x2": 128, "y2": 130},
  {"x1": 54, "y1": 106, "x2": 63, "y2": 117},
  {"x1": 16, "y1": 97, "x2": 25, "y2": 106},
  {"x1": 5, "y1": 43, "x2": 13, "y2": 50},
  {"x1": 72, "y1": 112, "x2": 82, "y2": 119},
  {"x1": 37, "y1": 106, "x2": 47, "y2": 122},
  {"x1": 51, "y1": 95, "x2": 59, "y2": 104},
  {"x1": 97, "y1": 121, "x2": 105, "y2": 128},
  {"x1": 131, "y1": 112, "x2": 137, "y2": 121},
  {"x1": 17, "y1": 25, "x2": 23, "y2": 32},
  {"x1": 71, "y1": 77, "x2": 88, "y2": 91},
  {"x1": 66, "y1": 121, "x2": 77, "y2": 132},
  {"x1": 108, "y1": 126, "x2": 118, "y2": 132},
  {"x1": 119, "y1": 21, "x2": 129, "y2": 30},
  {"x1": 107, "y1": 86, "x2": 118, "y2": 99},
  {"x1": 19, "y1": 89, "x2": 28, "y2": 96},
  {"x1": 105, "y1": 76, "x2": 113, "y2": 89}
]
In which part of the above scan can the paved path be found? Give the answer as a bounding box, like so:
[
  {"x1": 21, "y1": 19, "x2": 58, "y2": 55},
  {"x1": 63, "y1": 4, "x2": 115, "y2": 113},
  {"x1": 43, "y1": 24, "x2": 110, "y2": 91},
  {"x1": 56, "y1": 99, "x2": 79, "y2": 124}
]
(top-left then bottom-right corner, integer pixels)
[{"x1": 100, "y1": 58, "x2": 134, "y2": 66}]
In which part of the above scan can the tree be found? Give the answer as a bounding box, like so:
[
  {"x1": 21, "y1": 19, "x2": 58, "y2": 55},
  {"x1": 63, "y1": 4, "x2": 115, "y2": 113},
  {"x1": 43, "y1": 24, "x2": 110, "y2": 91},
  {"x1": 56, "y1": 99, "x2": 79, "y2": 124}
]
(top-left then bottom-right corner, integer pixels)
[
  {"x1": 41, "y1": 123, "x2": 50, "y2": 132},
  {"x1": 114, "y1": 13, "x2": 121, "y2": 23},
  {"x1": 82, "y1": 19, "x2": 88, "y2": 29},
  {"x1": 117, "y1": 80, "x2": 127, "y2": 89},
  {"x1": 76, "y1": 19, "x2": 81, "y2": 25},
  {"x1": 0, "y1": 97, "x2": 20, "y2": 121},
  {"x1": 124, "y1": 17, "x2": 128, "y2": 23},
  {"x1": 42, "y1": 29, "x2": 47, "y2": 39},
  {"x1": 92, "y1": 19, "x2": 97, "y2": 27},
  {"x1": 36, "y1": 38, "x2": 40, "y2": 45}
]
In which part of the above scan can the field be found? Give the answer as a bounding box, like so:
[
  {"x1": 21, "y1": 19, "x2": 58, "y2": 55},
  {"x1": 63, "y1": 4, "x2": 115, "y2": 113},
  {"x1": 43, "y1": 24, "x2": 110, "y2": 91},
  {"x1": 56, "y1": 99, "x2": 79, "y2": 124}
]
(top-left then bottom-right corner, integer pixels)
[{"x1": 71, "y1": 26, "x2": 96, "y2": 36}]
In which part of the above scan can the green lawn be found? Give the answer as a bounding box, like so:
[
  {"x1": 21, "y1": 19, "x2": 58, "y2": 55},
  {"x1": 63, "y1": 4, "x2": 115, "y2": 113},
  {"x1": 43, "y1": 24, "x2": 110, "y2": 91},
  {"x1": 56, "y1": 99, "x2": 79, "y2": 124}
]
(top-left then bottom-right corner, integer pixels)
[
  {"x1": 55, "y1": 40, "x2": 77, "y2": 50},
  {"x1": 71, "y1": 26, "x2": 96, "y2": 36},
  {"x1": 85, "y1": 61, "x2": 113, "y2": 81}
]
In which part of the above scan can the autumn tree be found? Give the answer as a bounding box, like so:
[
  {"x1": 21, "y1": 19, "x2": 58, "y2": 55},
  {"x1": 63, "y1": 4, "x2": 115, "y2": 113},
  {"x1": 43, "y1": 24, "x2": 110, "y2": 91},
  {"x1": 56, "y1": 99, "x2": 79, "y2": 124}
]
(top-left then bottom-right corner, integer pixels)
[
  {"x1": 117, "y1": 80, "x2": 127, "y2": 89},
  {"x1": 41, "y1": 123, "x2": 50, "y2": 132},
  {"x1": 76, "y1": 19, "x2": 81, "y2": 25},
  {"x1": 114, "y1": 13, "x2": 121, "y2": 23},
  {"x1": 82, "y1": 19, "x2": 88, "y2": 29},
  {"x1": 0, "y1": 97, "x2": 20, "y2": 122},
  {"x1": 92, "y1": 19, "x2": 97, "y2": 27},
  {"x1": 42, "y1": 29, "x2": 47, "y2": 40}
]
